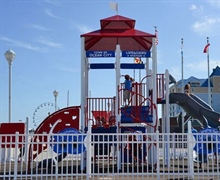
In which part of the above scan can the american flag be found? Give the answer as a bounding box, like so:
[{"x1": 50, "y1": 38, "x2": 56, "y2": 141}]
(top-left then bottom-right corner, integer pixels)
[{"x1": 203, "y1": 43, "x2": 210, "y2": 53}]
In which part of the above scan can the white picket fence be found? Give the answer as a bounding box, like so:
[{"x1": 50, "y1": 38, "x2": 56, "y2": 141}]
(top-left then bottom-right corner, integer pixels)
[{"x1": 0, "y1": 131, "x2": 220, "y2": 180}]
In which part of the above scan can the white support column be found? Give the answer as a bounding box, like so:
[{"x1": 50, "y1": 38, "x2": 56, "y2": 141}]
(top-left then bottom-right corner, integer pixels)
[
  {"x1": 85, "y1": 58, "x2": 89, "y2": 99},
  {"x1": 147, "y1": 69, "x2": 153, "y2": 140},
  {"x1": 80, "y1": 37, "x2": 86, "y2": 132},
  {"x1": 115, "y1": 44, "x2": 121, "y2": 126},
  {"x1": 115, "y1": 44, "x2": 121, "y2": 170},
  {"x1": 145, "y1": 58, "x2": 150, "y2": 98},
  {"x1": 86, "y1": 120, "x2": 92, "y2": 179},
  {"x1": 152, "y1": 38, "x2": 157, "y2": 124},
  {"x1": 164, "y1": 69, "x2": 170, "y2": 167},
  {"x1": 165, "y1": 69, "x2": 170, "y2": 133},
  {"x1": 149, "y1": 37, "x2": 157, "y2": 165},
  {"x1": 80, "y1": 37, "x2": 86, "y2": 170}
]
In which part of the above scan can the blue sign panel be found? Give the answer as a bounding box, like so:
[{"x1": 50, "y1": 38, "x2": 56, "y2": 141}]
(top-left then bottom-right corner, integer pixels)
[
  {"x1": 86, "y1": 51, "x2": 115, "y2": 58},
  {"x1": 51, "y1": 128, "x2": 86, "y2": 154},
  {"x1": 121, "y1": 51, "x2": 151, "y2": 58}
]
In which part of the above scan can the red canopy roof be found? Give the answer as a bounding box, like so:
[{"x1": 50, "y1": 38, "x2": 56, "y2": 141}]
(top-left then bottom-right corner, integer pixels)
[{"x1": 81, "y1": 15, "x2": 155, "y2": 51}]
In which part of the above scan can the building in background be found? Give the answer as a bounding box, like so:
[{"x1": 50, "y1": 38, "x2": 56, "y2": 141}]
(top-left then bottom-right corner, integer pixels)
[{"x1": 169, "y1": 66, "x2": 220, "y2": 118}]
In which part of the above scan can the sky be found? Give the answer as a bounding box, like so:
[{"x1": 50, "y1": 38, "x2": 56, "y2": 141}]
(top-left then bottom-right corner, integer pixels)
[{"x1": 1, "y1": 0, "x2": 220, "y2": 129}]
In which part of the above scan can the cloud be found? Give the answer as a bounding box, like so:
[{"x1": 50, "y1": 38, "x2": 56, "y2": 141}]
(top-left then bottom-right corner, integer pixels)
[
  {"x1": 207, "y1": 0, "x2": 220, "y2": 8},
  {"x1": 69, "y1": 22, "x2": 93, "y2": 34},
  {"x1": 0, "y1": 36, "x2": 47, "y2": 52},
  {"x1": 186, "y1": 59, "x2": 219, "y2": 78},
  {"x1": 189, "y1": 4, "x2": 204, "y2": 19},
  {"x1": 169, "y1": 66, "x2": 181, "y2": 81},
  {"x1": 37, "y1": 36, "x2": 62, "y2": 48},
  {"x1": 192, "y1": 16, "x2": 220, "y2": 35},
  {"x1": 27, "y1": 24, "x2": 50, "y2": 31},
  {"x1": 189, "y1": 4, "x2": 203, "y2": 12},
  {"x1": 44, "y1": 8, "x2": 62, "y2": 19},
  {"x1": 169, "y1": 59, "x2": 219, "y2": 81}
]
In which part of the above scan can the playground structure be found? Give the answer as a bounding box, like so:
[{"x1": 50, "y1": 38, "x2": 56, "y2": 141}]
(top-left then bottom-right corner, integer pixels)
[
  {"x1": 1, "y1": 14, "x2": 220, "y2": 179},
  {"x1": 25, "y1": 15, "x2": 220, "y2": 169},
  {"x1": 79, "y1": 14, "x2": 171, "y2": 168},
  {"x1": 1, "y1": 14, "x2": 171, "y2": 169}
]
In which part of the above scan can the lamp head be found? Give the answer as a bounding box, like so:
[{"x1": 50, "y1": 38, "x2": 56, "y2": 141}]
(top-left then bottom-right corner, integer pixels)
[
  {"x1": 53, "y1": 90, "x2": 58, "y2": 97},
  {"x1": 5, "y1": 49, "x2": 16, "y2": 63}
]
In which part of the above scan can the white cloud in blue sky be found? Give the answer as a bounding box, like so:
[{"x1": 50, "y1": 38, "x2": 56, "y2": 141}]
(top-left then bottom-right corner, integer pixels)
[
  {"x1": 207, "y1": 0, "x2": 220, "y2": 8},
  {"x1": 189, "y1": 4, "x2": 203, "y2": 12},
  {"x1": 44, "y1": 8, "x2": 62, "y2": 19},
  {"x1": 37, "y1": 36, "x2": 63, "y2": 48},
  {"x1": 26, "y1": 24, "x2": 50, "y2": 31},
  {"x1": 0, "y1": 36, "x2": 47, "y2": 52},
  {"x1": 192, "y1": 16, "x2": 220, "y2": 35}
]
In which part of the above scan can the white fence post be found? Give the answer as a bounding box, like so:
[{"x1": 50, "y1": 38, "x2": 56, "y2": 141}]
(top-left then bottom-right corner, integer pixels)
[
  {"x1": 173, "y1": 133, "x2": 176, "y2": 159},
  {"x1": 14, "y1": 132, "x2": 19, "y2": 180},
  {"x1": 187, "y1": 121, "x2": 194, "y2": 179},
  {"x1": 156, "y1": 130, "x2": 160, "y2": 180},
  {"x1": 86, "y1": 120, "x2": 92, "y2": 179},
  {"x1": 24, "y1": 117, "x2": 29, "y2": 163}
]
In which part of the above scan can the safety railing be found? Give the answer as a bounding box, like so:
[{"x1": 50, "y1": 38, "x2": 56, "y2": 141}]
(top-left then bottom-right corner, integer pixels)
[
  {"x1": 86, "y1": 97, "x2": 116, "y2": 127},
  {"x1": 0, "y1": 131, "x2": 220, "y2": 179}
]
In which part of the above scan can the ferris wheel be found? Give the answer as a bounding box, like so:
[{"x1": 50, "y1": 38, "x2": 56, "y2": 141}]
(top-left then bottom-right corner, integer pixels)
[{"x1": 32, "y1": 102, "x2": 57, "y2": 127}]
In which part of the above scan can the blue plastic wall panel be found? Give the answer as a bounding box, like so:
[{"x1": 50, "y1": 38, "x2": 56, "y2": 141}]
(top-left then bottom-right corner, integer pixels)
[
  {"x1": 121, "y1": 106, "x2": 149, "y2": 113},
  {"x1": 88, "y1": 126, "x2": 117, "y2": 142},
  {"x1": 121, "y1": 114, "x2": 153, "y2": 123},
  {"x1": 121, "y1": 106, "x2": 153, "y2": 123},
  {"x1": 120, "y1": 63, "x2": 145, "y2": 69},
  {"x1": 90, "y1": 63, "x2": 115, "y2": 69}
]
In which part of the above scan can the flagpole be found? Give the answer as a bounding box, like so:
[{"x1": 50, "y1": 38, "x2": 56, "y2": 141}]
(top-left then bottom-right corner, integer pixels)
[
  {"x1": 181, "y1": 38, "x2": 184, "y2": 133},
  {"x1": 67, "y1": 90, "x2": 69, "y2": 107},
  {"x1": 154, "y1": 26, "x2": 158, "y2": 46},
  {"x1": 207, "y1": 37, "x2": 211, "y2": 105}
]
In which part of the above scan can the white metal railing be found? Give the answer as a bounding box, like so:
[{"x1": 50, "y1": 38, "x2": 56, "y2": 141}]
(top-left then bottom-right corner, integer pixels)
[{"x1": 0, "y1": 131, "x2": 220, "y2": 180}]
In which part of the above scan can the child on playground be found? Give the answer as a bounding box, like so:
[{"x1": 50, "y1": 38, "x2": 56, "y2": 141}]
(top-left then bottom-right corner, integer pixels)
[
  {"x1": 123, "y1": 74, "x2": 134, "y2": 106},
  {"x1": 184, "y1": 83, "x2": 191, "y2": 95}
]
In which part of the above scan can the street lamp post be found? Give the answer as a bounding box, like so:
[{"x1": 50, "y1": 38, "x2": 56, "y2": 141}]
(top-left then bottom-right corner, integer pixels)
[
  {"x1": 53, "y1": 90, "x2": 58, "y2": 111},
  {"x1": 4, "y1": 49, "x2": 16, "y2": 123}
]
